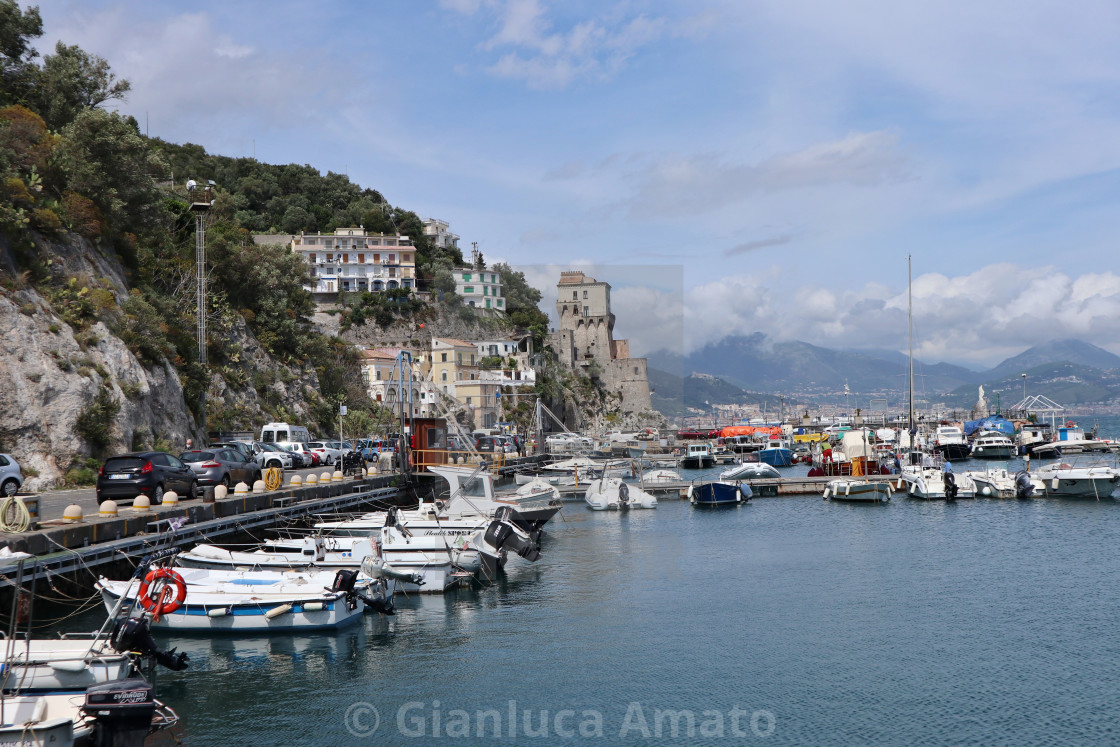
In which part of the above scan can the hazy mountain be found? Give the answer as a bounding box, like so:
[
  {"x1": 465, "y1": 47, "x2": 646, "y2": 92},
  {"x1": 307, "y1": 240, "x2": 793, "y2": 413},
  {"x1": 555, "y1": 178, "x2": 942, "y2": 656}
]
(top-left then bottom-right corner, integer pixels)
[
  {"x1": 982, "y1": 340, "x2": 1120, "y2": 381},
  {"x1": 644, "y1": 336, "x2": 1120, "y2": 406},
  {"x1": 648, "y1": 367, "x2": 781, "y2": 417}
]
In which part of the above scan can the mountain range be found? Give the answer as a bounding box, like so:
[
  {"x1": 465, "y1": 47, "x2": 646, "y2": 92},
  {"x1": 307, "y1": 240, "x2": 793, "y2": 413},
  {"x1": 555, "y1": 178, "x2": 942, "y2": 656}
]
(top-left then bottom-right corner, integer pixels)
[{"x1": 646, "y1": 336, "x2": 1120, "y2": 415}]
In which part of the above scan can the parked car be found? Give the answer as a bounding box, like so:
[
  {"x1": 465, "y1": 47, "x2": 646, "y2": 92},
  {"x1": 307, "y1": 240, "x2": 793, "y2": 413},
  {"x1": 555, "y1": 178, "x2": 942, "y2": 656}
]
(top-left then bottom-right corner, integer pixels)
[
  {"x1": 308, "y1": 441, "x2": 343, "y2": 467},
  {"x1": 254, "y1": 442, "x2": 296, "y2": 469},
  {"x1": 0, "y1": 454, "x2": 23, "y2": 497},
  {"x1": 446, "y1": 435, "x2": 471, "y2": 452},
  {"x1": 210, "y1": 441, "x2": 255, "y2": 462},
  {"x1": 357, "y1": 438, "x2": 396, "y2": 461},
  {"x1": 475, "y1": 436, "x2": 505, "y2": 453},
  {"x1": 96, "y1": 452, "x2": 197, "y2": 505},
  {"x1": 180, "y1": 448, "x2": 261, "y2": 489},
  {"x1": 282, "y1": 442, "x2": 316, "y2": 467}
]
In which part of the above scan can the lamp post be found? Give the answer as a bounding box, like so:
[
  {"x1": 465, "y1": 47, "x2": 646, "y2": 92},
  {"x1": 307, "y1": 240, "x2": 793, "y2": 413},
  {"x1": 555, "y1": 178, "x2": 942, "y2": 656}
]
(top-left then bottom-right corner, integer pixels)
[
  {"x1": 1021, "y1": 373, "x2": 1027, "y2": 401},
  {"x1": 187, "y1": 179, "x2": 214, "y2": 445}
]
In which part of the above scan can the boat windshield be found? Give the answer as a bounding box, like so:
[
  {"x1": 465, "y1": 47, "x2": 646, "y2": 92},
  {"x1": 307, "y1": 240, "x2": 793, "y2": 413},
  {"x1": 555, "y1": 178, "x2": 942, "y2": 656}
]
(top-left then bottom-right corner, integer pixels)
[{"x1": 460, "y1": 475, "x2": 489, "y2": 498}]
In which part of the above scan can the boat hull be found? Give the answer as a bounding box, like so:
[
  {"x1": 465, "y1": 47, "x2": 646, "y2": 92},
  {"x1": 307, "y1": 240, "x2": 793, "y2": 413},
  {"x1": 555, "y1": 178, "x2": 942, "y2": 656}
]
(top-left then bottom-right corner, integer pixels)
[
  {"x1": 935, "y1": 444, "x2": 971, "y2": 461},
  {"x1": 690, "y1": 482, "x2": 745, "y2": 507},
  {"x1": 825, "y1": 480, "x2": 891, "y2": 502},
  {"x1": 758, "y1": 448, "x2": 793, "y2": 467}
]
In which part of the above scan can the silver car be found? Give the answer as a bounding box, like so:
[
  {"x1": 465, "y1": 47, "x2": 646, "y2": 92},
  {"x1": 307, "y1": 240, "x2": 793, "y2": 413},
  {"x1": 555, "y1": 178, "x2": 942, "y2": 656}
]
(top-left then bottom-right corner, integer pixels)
[
  {"x1": 180, "y1": 448, "x2": 261, "y2": 489},
  {"x1": 254, "y1": 442, "x2": 295, "y2": 469},
  {"x1": 0, "y1": 454, "x2": 23, "y2": 497}
]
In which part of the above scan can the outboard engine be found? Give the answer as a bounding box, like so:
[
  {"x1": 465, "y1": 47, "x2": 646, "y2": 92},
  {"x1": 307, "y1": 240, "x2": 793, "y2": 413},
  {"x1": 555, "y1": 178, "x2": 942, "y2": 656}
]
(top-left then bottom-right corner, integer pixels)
[
  {"x1": 943, "y1": 471, "x2": 958, "y2": 501},
  {"x1": 110, "y1": 617, "x2": 189, "y2": 672},
  {"x1": 485, "y1": 507, "x2": 542, "y2": 563},
  {"x1": 331, "y1": 569, "x2": 360, "y2": 610},
  {"x1": 82, "y1": 677, "x2": 157, "y2": 747},
  {"x1": 360, "y1": 556, "x2": 424, "y2": 587},
  {"x1": 357, "y1": 577, "x2": 395, "y2": 616},
  {"x1": 1014, "y1": 470, "x2": 1035, "y2": 499},
  {"x1": 617, "y1": 481, "x2": 630, "y2": 509}
]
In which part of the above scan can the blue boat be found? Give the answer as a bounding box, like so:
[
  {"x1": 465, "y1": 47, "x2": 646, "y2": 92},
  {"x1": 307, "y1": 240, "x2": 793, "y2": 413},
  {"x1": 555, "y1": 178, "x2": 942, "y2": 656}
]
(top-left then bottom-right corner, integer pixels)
[
  {"x1": 758, "y1": 439, "x2": 793, "y2": 467},
  {"x1": 689, "y1": 481, "x2": 751, "y2": 507}
]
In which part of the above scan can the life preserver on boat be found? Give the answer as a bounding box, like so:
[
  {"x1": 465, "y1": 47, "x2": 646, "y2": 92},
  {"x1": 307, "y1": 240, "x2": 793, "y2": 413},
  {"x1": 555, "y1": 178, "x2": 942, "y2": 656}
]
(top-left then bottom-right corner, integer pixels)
[
  {"x1": 138, "y1": 568, "x2": 187, "y2": 617},
  {"x1": 1066, "y1": 420, "x2": 1075, "y2": 427}
]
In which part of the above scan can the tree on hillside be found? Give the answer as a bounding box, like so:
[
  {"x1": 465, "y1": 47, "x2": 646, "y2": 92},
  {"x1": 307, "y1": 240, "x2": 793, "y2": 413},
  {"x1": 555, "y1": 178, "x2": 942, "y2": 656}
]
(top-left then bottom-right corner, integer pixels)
[
  {"x1": 30, "y1": 42, "x2": 131, "y2": 130},
  {"x1": 0, "y1": 1, "x2": 43, "y2": 107},
  {"x1": 492, "y1": 262, "x2": 549, "y2": 344}
]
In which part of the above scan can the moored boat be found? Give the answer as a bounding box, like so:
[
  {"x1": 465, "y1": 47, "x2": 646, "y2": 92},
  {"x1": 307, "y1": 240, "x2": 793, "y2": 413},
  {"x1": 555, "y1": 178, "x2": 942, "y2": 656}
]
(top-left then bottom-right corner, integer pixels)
[
  {"x1": 823, "y1": 478, "x2": 892, "y2": 502},
  {"x1": 689, "y1": 481, "x2": 750, "y2": 507}
]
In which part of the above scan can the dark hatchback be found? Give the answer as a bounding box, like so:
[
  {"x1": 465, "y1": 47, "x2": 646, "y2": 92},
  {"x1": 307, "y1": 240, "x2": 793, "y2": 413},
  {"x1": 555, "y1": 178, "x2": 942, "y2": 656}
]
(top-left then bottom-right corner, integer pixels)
[{"x1": 95, "y1": 452, "x2": 197, "y2": 505}]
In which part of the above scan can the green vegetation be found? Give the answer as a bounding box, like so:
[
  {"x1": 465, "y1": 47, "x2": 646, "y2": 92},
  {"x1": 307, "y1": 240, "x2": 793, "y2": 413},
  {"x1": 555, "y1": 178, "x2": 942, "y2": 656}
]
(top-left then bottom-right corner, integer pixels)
[{"x1": 74, "y1": 385, "x2": 120, "y2": 452}]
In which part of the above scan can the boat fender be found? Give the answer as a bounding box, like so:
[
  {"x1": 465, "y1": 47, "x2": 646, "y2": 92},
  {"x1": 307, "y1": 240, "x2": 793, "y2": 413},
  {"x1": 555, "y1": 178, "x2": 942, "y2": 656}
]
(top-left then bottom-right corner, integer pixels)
[
  {"x1": 822, "y1": 487, "x2": 830, "y2": 499},
  {"x1": 844, "y1": 484, "x2": 851, "y2": 496},
  {"x1": 49, "y1": 660, "x2": 89, "y2": 673},
  {"x1": 264, "y1": 604, "x2": 292, "y2": 619},
  {"x1": 207, "y1": 608, "x2": 230, "y2": 618},
  {"x1": 303, "y1": 602, "x2": 326, "y2": 612},
  {"x1": 686, "y1": 485, "x2": 694, "y2": 502}
]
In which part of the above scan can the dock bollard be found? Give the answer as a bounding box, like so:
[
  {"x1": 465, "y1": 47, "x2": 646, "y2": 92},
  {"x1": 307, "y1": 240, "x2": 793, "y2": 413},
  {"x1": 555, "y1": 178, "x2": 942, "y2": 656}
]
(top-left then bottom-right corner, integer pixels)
[
  {"x1": 333, "y1": 470, "x2": 344, "y2": 482},
  {"x1": 98, "y1": 500, "x2": 118, "y2": 517},
  {"x1": 320, "y1": 471, "x2": 332, "y2": 483},
  {"x1": 133, "y1": 496, "x2": 151, "y2": 512},
  {"x1": 162, "y1": 491, "x2": 179, "y2": 506},
  {"x1": 252, "y1": 480, "x2": 266, "y2": 494},
  {"x1": 289, "y1": 475, "x2": 302, "y2": 486},
  {"x1": 213, "y1": 484, "x2": 228, "y2": 499},
  {"x1": 63, "y1": 504, "x2": 83, "y2": 523},
  {"x1": 234, "y1": 482, "x2": 249, "y2": 495},
  {"x1": 305, "y1": 474, "x2": 318, "y2": 485}
]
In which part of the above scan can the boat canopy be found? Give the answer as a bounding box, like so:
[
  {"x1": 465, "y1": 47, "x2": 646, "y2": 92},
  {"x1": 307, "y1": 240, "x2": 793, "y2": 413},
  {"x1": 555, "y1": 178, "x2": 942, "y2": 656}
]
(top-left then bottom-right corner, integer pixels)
[
  {"x1": 720, "y1": 425, "x2": 782, "y2": 438},
  {"x1": 963, "y1": 416, "x2": 1015, "y2": 436}
]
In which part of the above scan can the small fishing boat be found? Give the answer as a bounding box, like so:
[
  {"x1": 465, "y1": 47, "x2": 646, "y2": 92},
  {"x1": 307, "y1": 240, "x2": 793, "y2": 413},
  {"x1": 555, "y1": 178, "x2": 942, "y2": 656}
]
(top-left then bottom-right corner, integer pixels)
[
  {"x1": 689, "y1": 481, "x2": 750, "y2": 507},
  {"x1": 584, "y1": 478, "x2": 658, "y2": 510},
  {"x1": 680, "y1": 443, "x2": 714, "y2": 469},
  {"x1": 639, "y1": 468, "x2": 682, "y2": 490},
  {"x1": 823, "y1": 478, "x2": 892, "y2": 502},
  {"x1": 97, "y1": 569, "x2": 372, "y2": 632},
  {"x1": 758, "y1": 439, "x2": 793, "y2": 467},
  {"x1": 0, "y1": 637, "x2": 132, "y2": 693},
  {"x1": 898, "y1": 466, "x2": 977, "y2": 500}
]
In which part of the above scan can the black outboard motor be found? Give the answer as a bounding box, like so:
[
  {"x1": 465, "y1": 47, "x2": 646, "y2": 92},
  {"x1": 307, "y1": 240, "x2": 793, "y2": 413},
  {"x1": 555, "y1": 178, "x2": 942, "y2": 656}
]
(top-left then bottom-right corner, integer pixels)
[
  {"x1": 110, "y1": 617, "x2": 189, "y2": 672},
  {"x1": 618, "y1": 481, "x2": 630, "y2": 509},
  {"x1": 331, "y1": 569, "x2": 360, "y2": 610},
  {"x1": 943, "y1": 471, "x2": 958, "y2": 501},
  {"x1": 1014, "y1": 470, "x2": 1035, "y2": 499},
  {"x1": 341, "y1": 449, "x2": 364, "y2": 476},
  {"x1": 486, "y1": 507, "x2": 542, "y2": 562},
  {"x1": 82, "y1": 677, "x2": 157, "y2": 747}
]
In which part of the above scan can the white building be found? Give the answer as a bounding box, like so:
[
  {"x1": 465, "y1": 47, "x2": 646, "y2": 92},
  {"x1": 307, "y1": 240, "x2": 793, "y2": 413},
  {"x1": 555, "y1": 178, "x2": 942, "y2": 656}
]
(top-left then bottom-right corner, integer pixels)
[
  {"x1": 454, "y1": 268, "x2": 505, "y2": 312},
  {"x1": 422, "y1": 218, "x2": 459, "y2": 252},
  {"x1": 254, "y1": 228, "x2": 417, "y2": 296}
]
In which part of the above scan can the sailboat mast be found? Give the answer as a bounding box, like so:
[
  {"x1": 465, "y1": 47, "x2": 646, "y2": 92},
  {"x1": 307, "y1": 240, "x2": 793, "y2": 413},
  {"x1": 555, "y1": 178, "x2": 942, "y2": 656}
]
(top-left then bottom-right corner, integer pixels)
[{"x1": 908, "y1": 254, "x2": 915, "y2": 435}]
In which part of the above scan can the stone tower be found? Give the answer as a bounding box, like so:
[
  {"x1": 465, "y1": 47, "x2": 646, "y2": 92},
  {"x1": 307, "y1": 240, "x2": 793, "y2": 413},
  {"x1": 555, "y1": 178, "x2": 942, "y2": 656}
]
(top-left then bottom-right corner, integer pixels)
[{"x1": 552, "y1": 271, "x2": 652, "y2": 412}]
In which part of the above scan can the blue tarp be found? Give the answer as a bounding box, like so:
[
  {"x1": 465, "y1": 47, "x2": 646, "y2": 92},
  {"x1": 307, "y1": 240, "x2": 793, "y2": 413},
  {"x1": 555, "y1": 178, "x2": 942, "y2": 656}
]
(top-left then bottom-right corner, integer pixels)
[{"x1": 963, "y1": 416, "x2": 1015, "y2": 436}]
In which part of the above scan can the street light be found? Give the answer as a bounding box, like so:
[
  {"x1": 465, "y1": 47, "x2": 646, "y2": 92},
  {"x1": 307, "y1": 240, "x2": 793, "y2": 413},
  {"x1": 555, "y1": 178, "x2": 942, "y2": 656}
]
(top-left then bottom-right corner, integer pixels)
[
  {"x1": 1021, "y1": 373, "x2": 1027, "y2": 400},
  {"x1": 187, "y1": 179, "x2": 214, "y2": 445}
]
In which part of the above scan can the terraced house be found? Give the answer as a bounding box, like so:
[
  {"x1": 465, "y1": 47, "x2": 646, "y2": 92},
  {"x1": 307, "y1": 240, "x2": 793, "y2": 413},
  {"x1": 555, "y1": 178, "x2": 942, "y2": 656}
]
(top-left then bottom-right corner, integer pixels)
[{"x1": 255, "y1": 228, "x2": 417, "y2": 299}]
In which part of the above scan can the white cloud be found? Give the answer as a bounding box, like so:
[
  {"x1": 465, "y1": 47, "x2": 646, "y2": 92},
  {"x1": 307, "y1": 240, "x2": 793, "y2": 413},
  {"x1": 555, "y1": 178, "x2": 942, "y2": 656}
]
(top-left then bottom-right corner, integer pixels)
[{"x1": 677, "y1": 264, "x2": 1120, "y2": 367}]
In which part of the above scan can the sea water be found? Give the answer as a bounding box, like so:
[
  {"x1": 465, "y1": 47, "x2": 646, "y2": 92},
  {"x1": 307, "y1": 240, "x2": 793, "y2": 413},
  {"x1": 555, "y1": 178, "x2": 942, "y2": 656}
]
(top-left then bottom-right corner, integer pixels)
[{"x1": 71, "y1": 417, "x2": 1120, "y2": 744}]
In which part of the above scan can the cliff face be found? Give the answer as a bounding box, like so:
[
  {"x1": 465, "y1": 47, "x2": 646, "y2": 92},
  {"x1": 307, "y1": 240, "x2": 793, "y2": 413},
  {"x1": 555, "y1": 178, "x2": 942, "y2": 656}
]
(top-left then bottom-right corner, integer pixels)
[{"x1": 0, "y1": 233, "x2": 326, "y2": 491}]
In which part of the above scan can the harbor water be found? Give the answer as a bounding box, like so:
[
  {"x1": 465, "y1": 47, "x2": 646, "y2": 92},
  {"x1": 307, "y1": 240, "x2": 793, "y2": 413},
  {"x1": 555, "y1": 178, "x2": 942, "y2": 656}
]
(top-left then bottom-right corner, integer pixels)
[{"x1": 68, "y1": 417, "x2": 1120, "y2": 744}]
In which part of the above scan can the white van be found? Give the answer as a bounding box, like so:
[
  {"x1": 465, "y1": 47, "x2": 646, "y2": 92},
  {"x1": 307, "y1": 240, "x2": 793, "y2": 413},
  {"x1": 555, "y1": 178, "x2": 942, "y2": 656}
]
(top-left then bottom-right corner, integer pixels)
[{"x1": 260, "y1": 423, "x2": 310, "y2": 446}]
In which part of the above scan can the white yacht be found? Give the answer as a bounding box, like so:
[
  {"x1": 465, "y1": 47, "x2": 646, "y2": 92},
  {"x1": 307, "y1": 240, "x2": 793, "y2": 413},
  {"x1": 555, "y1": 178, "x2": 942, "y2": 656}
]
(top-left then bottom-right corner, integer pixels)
[
  {"x1": 970, "y1": 432, "x2": 1015, "y2": 459},
  {"x1": 1034, "y1": 460, "x2": 1120, "y2": 498},
  {"x1": 933, "y1": 426, "x2": 970, "y2": 460},
  {"x1": 823, "y1": 478, "x2": 892, "y2": 502}
]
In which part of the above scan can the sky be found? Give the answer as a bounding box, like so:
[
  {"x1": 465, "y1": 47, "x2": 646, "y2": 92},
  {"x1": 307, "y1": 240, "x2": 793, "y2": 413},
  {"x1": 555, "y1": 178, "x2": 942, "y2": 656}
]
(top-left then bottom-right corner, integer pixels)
[{"x1": 32, "y1": 0, "x2": 1120, "y2": 369}]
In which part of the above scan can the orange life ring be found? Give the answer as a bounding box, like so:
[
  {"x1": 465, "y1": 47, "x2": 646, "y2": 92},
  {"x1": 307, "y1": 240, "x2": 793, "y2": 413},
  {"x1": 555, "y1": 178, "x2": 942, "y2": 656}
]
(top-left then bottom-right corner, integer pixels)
[
  {"x1": 138, "y1": 568, "x2": 187, "y2": 618},
  {"x1": 1066, "y1": 421, "x2": 1075, "y2": 427}
]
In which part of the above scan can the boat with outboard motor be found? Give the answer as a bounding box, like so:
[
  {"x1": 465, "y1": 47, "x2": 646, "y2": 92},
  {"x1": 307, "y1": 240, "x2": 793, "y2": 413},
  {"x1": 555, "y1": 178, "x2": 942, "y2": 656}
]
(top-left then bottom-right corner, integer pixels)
[
  {"x1": 1032, "y1": 459, "x2": 1120, "y2": 498},
  {"x1": 898, "y1": 463, "x2": 977, "y2": 500},
  {"x1": 584, "y1": 478, "x2": 657, "y2": 510},
  {"x1": 970, "y1": 432, "x2": 1016, "y2": 459},
  {"x1": 967, "y1": 468, "x2": 1044, "y2": 498}
]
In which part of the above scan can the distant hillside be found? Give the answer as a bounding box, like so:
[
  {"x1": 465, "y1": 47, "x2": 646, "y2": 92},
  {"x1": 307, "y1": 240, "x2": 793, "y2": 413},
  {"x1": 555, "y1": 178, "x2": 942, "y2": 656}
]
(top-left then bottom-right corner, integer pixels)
[
  {"x1": 648, "y1": 368, "x2": 781, "y2": 417},
  {"x1": 983, "y1": 340, "x2": 1120, "y2": 381},
  {"x1": 648, "y1": 336, "x2": 1120, "y2": 407}
]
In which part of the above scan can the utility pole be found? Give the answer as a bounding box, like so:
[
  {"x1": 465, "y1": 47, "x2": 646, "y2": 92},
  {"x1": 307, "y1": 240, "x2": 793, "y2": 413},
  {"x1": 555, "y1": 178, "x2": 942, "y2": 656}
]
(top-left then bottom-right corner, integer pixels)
[{"x1": 187, "y1": 179, "x2": 214, "y2": 445}]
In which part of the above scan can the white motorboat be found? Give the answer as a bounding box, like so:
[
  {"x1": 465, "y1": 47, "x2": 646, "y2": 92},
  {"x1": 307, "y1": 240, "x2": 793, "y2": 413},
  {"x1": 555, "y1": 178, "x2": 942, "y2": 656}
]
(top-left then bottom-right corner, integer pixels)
[
  {"x1": 508, "y1": 477, "x2": 560, "y2": 502},
  {"x1": 0, "y1": 692, "x2": 87, "y2": 745},
  {"x1": 97, "y1": 570, "x2": 370, "y2": 631},
  {"x1": 1033, "y1": 460, "x2": 1120, "y2": 499},
  {"x1": 639, "y1": 468, "x2": 682, "y2": 491},
  {"x1": 967, "y1": 468, "x2": 1045, "y2": 498},
  {"x1": 898, "y1": 466, "x2": 976, "y2": 500},
  {"x1": 0, "y1": 637, "x2": 131, "y2": 693},
  {"x1": 933, "y1": 426, "x2": 971, "y2": 460},
  {"x1": 584, "y1": 478, "x2": 657, "y2": 511},
  {"x1": 720, "y1": 462, "x2": 780, "y2": 480},
  {"x1": 970, "y1": 432, "x2": 1016, "y2": 459},
  {"x1": 823, "y1": 478, "x2": 892, "y2": 502}
]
